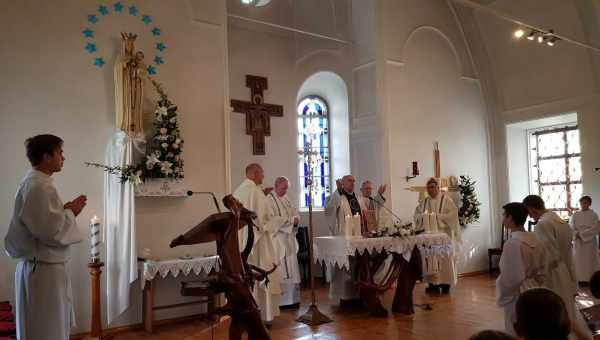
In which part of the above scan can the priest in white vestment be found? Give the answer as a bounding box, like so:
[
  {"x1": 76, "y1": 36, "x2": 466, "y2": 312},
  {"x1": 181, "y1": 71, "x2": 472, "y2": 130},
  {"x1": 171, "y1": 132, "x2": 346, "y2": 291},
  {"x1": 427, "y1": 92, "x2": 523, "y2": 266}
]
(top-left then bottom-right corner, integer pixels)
[
  {"x1": 358, "y1": 180, "x2": 387, "y2": 232},
  {"x1": 523, "y1": 195, "x2": 593, "y2": 340},
  {"x1": 570, "y1": 196, "x2": 600, "y2": 283},
  {"x1": 4, "y1": 135, "x2": 86, "y2": 340},
  {"x1": 496, "y1": 202, "x2": 545, "y2": 335},
  {"x1": 265, "y1": 176, "x2": 301, "y2": 307},
  {"x1": 413, "y1": 177, "x2": 460, "y2": 294},
  {"x1": 232, "y1": 163, "x2": 281, "y2": 324},
  {"x1": 324, "y1": 175, "x2": 364, "y2": 303}
]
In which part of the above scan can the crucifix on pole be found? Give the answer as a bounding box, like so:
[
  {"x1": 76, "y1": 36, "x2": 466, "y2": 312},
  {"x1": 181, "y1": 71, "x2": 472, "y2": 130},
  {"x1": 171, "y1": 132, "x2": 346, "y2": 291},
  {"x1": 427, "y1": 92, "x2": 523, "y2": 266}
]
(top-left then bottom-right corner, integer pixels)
[{"x1": 231, "y1": 75, "x2": 283, "y2": 155}]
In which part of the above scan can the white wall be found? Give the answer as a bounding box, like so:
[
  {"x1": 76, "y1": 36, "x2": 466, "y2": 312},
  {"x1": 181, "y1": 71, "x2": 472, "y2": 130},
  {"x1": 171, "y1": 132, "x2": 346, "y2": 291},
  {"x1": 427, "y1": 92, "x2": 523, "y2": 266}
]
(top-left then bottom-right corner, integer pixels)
[
  {"x1": 227, "y1": 0, "x2": 353, "y2": 238},
  {"x1": 377, "y1": 0, "x2": 493, "y2": 274},
  {"x1": 0, "y1": 0, "x2": 227, "y2": 333},
  {"x1": 462, "y1": 0, "x2": 600, "y2": 231}
]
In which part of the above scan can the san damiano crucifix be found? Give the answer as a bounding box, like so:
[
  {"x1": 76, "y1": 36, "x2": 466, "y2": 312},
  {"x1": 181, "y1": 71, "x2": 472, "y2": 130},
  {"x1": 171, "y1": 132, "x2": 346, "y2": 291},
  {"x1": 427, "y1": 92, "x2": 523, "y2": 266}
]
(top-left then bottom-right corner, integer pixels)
[{"x1": 231, "y1": 75, "x2": 283, "y2": 155}]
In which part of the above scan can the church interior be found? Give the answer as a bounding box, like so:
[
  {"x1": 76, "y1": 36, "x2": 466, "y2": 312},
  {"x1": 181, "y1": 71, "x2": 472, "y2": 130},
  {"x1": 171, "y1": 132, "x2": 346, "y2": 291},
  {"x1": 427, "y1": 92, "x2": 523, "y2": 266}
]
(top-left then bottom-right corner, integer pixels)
[{"x1": 2, "y1": 0, "x2": 600, "y2": 339}]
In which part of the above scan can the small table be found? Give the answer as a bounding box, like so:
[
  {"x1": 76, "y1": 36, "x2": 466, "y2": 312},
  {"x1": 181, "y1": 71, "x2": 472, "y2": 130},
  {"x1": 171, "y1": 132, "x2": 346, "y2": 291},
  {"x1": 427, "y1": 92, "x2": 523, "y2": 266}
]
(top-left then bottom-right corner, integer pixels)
[{"x1": 141, "y1": 255, "x2": 220, "y2": 333}]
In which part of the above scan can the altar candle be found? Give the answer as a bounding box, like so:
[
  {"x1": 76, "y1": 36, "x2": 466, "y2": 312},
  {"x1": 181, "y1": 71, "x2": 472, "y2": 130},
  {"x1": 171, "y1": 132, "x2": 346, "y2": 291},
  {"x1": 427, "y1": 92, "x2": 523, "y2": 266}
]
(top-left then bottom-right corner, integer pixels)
[
  {"x1": 422, "y1": 210, "x2": 431, "y2": 233},
  {"x1": 352, "y1": 213, "x2": 362, "y2": 236},
  {"x1": 90, "y1": 216, "x2": 101, "y2": 262},
  {"x1": 344, "y1": 215, "x2": 352, "y2": 236},
  {"x1": 429, "y1": 212, "x2": 439, "y2": 233}
]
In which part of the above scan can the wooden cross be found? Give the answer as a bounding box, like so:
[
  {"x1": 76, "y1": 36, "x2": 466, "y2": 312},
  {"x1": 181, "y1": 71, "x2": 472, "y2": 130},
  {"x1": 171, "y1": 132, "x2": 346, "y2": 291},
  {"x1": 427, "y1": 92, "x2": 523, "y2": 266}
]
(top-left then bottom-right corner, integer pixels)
[
  {"x1": 406, "y1": 142, "x2": 458, "y2": 201},
  {"x1": 231, "y1": 75, "x2": 283, "y2": 155}
]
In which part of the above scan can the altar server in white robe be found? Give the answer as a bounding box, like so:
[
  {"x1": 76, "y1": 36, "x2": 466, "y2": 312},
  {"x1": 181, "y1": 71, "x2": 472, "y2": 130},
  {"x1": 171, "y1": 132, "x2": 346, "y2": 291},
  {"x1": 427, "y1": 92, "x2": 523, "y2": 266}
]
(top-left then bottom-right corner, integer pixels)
[
  {"x1": 233, "y1": 163, "x2": 281, "y2": 324},
  {"x1": 324, "y1": 175, "x2": 364, "y2": 303},
  {"x1": 523, "y1": 195, "x2": 593, "y2": 340},
  {"x1": 570, "y1": 195, "x2": 600, "y2": 284},
  {"x1": 4, "y1": 135, "x2": 86, "y2": 340},
  {"x1": 266, "y1": 176, "x2": 301, "y2": 307},
  {"x1": 496, "y1": 202, "x2": 546, "y2": 335},
  {"x1": 413, "y1": 177, "x2": 460, "y2": 294}
]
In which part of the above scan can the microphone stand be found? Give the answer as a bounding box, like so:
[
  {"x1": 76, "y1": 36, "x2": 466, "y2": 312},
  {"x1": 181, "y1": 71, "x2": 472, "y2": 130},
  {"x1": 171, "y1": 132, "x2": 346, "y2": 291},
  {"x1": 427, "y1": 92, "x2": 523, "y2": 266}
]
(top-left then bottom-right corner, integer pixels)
[
  {"x1": 187, "y1": 190, "x2": 221, "y2": 213},
  {"x1": 368, "y1": 196, "x2": 404, "y2": 222}
]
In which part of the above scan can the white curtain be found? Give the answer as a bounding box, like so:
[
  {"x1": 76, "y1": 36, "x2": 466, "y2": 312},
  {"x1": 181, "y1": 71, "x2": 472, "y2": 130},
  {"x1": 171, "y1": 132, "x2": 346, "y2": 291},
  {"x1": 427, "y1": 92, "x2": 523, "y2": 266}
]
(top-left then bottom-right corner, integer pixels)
[{"x1": 104, "y1": 131, "x2": 144, "y2": 325}]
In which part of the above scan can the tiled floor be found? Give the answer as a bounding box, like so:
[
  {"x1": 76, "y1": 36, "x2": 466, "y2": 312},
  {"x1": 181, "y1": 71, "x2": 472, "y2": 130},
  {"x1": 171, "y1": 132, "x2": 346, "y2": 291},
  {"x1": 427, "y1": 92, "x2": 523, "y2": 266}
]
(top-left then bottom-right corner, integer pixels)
[{"x1": 114, "y1": 275, "x2": 504, "y2": 339}]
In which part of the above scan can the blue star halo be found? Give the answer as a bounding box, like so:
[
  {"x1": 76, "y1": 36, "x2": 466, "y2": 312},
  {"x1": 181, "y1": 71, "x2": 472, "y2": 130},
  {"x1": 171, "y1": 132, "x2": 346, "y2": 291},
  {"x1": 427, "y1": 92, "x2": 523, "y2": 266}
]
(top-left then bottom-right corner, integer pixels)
[
  {"x1": 83, "y1": 3, "x2": 166, "y2": 74},
  {"x1": 98, "y1": 5, "x2": 109, "y2": 16}
]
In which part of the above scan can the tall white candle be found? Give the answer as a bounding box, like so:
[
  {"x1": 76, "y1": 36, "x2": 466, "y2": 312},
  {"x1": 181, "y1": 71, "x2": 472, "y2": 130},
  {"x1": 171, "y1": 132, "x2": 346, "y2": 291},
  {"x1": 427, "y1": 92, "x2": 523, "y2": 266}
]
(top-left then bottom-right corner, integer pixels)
[
  {"x1": 422, "y1": 209, "x2": 431, "y2": 233},
  {"x1": 90, "y1": 216, "x2": 101, "y2": 262},
  {"x1": 352, "y1": 213, "x2": 361, "y2": 236}
]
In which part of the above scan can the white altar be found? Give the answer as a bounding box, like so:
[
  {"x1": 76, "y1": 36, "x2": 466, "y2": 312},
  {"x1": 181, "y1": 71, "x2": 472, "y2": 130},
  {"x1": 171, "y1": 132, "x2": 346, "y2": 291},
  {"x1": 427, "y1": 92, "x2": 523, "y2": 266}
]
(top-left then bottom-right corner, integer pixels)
[{"x1": 314, "y1": 233, "x2": 452, "y2": 273}]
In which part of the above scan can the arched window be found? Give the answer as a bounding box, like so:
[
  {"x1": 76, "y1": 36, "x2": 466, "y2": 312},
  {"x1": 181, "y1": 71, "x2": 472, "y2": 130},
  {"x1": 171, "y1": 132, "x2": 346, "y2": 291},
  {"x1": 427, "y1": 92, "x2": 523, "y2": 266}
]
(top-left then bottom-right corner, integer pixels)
[{"x1": 297, "y1": 96, "x2": 331, "y2": 210}]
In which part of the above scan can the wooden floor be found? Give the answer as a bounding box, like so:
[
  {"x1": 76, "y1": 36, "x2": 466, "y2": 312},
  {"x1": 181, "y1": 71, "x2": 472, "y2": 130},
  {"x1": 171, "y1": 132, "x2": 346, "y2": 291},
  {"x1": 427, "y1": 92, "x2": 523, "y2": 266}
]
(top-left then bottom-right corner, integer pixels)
[{"x1": 114, "y1": 275, "x2": 504, "y2": 339}]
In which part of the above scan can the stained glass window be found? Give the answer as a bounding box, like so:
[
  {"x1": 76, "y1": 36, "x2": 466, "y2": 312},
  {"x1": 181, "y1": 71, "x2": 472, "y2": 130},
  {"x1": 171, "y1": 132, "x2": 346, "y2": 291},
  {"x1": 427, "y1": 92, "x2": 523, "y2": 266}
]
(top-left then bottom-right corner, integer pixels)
[
  {"x1": 528, "y1": 124, "x2": 582, "y2": 220},
  {"x1": 297, "y1": 96, "x2": 331, "y2": 210}
]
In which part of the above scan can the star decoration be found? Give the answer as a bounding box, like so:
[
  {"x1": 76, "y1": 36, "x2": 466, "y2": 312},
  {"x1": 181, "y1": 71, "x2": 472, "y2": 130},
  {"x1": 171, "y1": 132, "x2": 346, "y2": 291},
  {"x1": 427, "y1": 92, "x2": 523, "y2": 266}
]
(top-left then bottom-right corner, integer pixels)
[
  {"x1": 147, "y1": 65, "x2": 157, "y2": 75},
  {"x1": 129, "y1": 5, "x2": 138, "y2": 16},
  {"x1": 82, "y1": 28, "x2": 94, "y2": 38},
  {"x1": 94, "y1": 57, "x2": 105, "y2": 68},
  {"x1": 142, "y1": 15, "x2": 152, "y2": 25},
  {"x1": 85, "y1": 43, "x2": 97, "y2": 54},
  {"x1": 151, "y1": 27, "x2": 161, "y2": 36},
  {"x1": 98, "y1": 5, "x2": 109, "y2": 16},
  {"x1": 154, "y1": 55, "x2": 164, "y2": 65},
  {"x1": 87, "y1": 14, "x2": 98, "y2": 24},
  {"x1": 114, "y1": 2, "x2": 123, "y2": 12},
  {"x1": 156, "y1": 42, "x2": 166, "y2": 52}
]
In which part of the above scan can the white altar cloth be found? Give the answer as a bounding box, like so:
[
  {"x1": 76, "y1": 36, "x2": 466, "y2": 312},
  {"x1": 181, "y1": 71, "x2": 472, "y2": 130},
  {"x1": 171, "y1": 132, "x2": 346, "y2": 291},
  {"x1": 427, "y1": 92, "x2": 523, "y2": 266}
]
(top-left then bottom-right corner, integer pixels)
[
  {"x1": 314, "y1": 233, "x2": 452, "y2": 270},
  {"x1": 141, "y1": 255, "x2": 220, "y2": 288}
]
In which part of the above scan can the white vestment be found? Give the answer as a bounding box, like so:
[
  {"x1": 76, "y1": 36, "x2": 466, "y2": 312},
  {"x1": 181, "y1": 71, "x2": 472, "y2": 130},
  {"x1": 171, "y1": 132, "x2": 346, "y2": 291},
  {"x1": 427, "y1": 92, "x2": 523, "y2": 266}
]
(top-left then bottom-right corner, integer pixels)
[
  {"x1": 324, "y1": 190, "x2": 363, "y2": 302},
  {"x1": 4, "y1": 170, "x2": 83, "y2": 340},
  {"x1": 325, "y1": 190, "x2": 362, "y2": 237},
  {"x1": 233, "y1": 179, "x2": 281, "y2": 322},
  {"x1": 413, "y1": 193, "x2": 460, "y2": 285},
  {"x1": 570, "y1": 209, "x2": 600, "y2": 282},
  {"x1": 496, "y1": 231, "x2": 546, "y2": 335},
  {"x1": 535, "y1": 211, "x2": 593, "y2": 340},
  {"x1": 358, "y1": 193, "x2": 387, "y2": 231},
  {"x1": 266, "y1": 193, "x2": 301, "y2": 306}
]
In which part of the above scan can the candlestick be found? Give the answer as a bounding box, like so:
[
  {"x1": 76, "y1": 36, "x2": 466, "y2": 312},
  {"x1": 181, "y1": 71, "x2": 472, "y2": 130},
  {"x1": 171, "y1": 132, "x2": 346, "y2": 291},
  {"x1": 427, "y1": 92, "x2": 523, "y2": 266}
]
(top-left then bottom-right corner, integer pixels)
[{"x1": 90, "y1": 216, "x2": 101, "y2": 263}]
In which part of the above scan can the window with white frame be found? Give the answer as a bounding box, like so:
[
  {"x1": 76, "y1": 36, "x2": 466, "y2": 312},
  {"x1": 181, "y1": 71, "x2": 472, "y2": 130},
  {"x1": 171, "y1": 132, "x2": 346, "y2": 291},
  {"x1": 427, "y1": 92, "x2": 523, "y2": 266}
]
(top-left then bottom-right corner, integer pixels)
[
  {"x1": 297, "y1": 96, "x2": 331, "y2": 210},
  {"x1": 528, "y1": 124, "x2": 582, "y2": 219}
]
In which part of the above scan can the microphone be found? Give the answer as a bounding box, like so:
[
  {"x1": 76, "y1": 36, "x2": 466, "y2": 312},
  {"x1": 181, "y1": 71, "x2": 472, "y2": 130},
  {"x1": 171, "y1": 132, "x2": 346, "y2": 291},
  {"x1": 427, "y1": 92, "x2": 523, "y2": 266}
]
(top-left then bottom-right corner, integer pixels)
[
  {"x1": 187, "y1": 190, "x2": 221, "y2": 213},
  {"x1": 368, "y1": 196, "x2": 403, "y2": 222}
]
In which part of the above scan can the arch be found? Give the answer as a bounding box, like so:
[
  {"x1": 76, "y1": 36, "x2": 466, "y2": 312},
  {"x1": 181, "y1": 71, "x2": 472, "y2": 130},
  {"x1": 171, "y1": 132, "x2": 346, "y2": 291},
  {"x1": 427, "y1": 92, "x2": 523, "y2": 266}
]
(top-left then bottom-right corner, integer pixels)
[{"x1": 400, "y1": 25, "x2": 464, "y2": 76}]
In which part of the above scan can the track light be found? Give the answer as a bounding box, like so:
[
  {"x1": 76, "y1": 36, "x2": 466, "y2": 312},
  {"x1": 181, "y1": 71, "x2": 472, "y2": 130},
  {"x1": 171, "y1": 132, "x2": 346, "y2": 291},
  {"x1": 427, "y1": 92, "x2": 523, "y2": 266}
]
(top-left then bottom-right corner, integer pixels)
[
  {"x1": 514, "y1": 29, "x2": 525, "y2": 39},
  {"x1": 517, "y1": 28, "x2": 559, "y2": 47}
]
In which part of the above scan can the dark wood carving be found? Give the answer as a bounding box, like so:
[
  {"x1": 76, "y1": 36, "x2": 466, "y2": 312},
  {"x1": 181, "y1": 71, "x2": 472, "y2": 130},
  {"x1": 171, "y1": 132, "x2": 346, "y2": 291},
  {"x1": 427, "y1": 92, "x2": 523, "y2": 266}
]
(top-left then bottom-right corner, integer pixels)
[
  {"x1": 231, "y1": 75, "x2": 283, "y2": 155},
  {"x1": 355, "y1": 245, "x2": 423, "y2": 317},
  {"x1": 170, "y1": 195, "x2": 274, "y2": 340}
]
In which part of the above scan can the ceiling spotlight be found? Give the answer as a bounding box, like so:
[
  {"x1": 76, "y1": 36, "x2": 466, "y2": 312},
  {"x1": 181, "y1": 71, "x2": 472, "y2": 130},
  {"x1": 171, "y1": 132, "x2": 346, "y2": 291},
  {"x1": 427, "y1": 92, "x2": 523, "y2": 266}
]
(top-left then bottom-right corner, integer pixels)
[
  {"x1": 241, "y1": 0, "x2": 255, "y2": 4},
  {"x1": 546, "y1": 37, "x2": 559, "y2": 46},
  {"x1": 537, "y1": 35, "x2": 544, "y2": 43},
  {"x1": 527, "y1": 30, "x2": 536, "y2": 40},
  {"x1": 514, "y1": 29, "x2": 525, "y2": 39}
]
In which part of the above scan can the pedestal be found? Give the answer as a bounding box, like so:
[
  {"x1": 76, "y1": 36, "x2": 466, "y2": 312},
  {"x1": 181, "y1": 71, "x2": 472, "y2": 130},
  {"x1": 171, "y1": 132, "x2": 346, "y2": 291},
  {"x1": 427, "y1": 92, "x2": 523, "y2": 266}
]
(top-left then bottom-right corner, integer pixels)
[{"x1": 84, "y1": 262, "x2": 112, "y2": 340}]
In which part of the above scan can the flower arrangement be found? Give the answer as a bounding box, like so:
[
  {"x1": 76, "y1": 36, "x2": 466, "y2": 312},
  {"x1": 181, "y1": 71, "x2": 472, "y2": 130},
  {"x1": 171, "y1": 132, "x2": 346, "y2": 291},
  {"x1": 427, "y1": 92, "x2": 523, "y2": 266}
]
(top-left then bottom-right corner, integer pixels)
[
  {"x1": 369, "y1": 219, "x2": 414, "y2": 238},
  {"x1": 458, "y1": 175, "x2": 481, "y2": 227},
  {"x1": 86, "y1": 80, "x2": 184, "y2": 185},
  {"x1": 144, "y1": 80, "x2": 184, "y2": 180}
]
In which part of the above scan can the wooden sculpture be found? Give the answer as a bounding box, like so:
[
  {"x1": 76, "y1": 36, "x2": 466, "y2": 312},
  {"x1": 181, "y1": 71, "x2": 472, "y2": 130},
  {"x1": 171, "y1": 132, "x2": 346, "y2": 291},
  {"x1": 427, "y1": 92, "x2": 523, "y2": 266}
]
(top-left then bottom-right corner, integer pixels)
[{"x1": 170, "y1": 195, "x2": 274, "y2": 340}]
